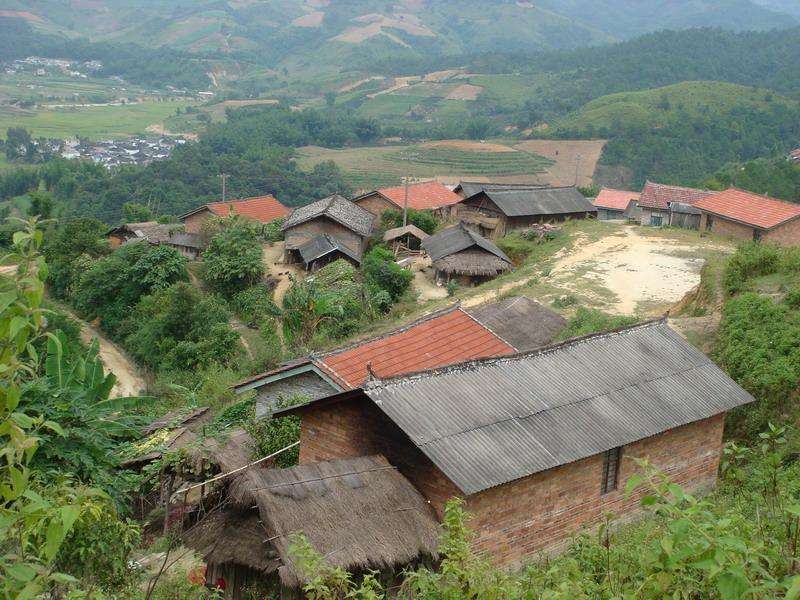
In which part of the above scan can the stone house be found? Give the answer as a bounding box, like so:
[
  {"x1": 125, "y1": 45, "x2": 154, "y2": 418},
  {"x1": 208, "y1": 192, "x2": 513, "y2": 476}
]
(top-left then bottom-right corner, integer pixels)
[
  {"x1": 275, "y1": 320, "x2": 754, "y2": 565},
  {"x1": 352, "y1": 181, "x2": 462, "y2": 219},
  {"x1": 179, "y1": 195, "x2": 290, "y2": 234},
  {"x1": 694, "y1": 188, "x2": 800, "y2": 246},
  {"x1": 456, "y1": 187, "x2": 596, "y2": 238},
  {"x1": 638, "y1": 182, "x2": 711, "y2": 227},
  {"x1": 281, "y1": 195, "x2": 375, "y2": 266}
]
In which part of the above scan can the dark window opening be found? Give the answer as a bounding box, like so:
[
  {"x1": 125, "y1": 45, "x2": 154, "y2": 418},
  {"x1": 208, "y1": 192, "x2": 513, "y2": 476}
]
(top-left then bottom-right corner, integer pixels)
[
  {"x1": 601, "y1": 447, "x2": 622, "y2": 494},
  {"x1": 753, "y1": 229, "x2": 762, "y2": 242},
  {"x1": 651, "y1": 215, "x2": 663, "y2": 227},
  {"x1": 705, "y1": 215, "x2": 714, "y2": 231}
]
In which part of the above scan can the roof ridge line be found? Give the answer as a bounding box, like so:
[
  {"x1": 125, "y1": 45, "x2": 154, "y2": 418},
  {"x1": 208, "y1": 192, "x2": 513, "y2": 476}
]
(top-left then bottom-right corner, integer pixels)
[
  {"x1": 364, "y1": 317, "x2": 667, "y2": 390},
  {"x1": 315, "y1": 303, "x2": 466, "y2": 361},
  {"x1": 206, "y1": 194, "x2": 278, "y2": 206}
]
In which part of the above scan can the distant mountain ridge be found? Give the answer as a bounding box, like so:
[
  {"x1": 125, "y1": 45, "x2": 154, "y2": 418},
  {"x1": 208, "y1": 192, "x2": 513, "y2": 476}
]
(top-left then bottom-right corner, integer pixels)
[{"x1": 1, "y1": 0, "x2": 796, "y2": 64}]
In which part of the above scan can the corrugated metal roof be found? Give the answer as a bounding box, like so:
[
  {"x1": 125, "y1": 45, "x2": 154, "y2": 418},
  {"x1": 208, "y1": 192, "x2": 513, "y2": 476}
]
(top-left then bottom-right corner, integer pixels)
[
  {"x1": 477, "y1": 187, "x2": 596, "y2": 217},
  {"x1": 422, "y1": 224, "x2": 511, "y2": 264},
  {"x1": 467, "y1": 296, "x2": 566, "y2": 351},
  {"x1": 363, "y1": 321, "x2": 754, "y2": 495}
]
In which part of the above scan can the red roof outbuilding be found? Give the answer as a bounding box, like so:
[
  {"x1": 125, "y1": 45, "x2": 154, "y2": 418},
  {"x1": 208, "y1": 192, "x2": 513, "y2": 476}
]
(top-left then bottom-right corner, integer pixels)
[
  {"x1": 377, "y1": 181, "x2": 462, "y2": 211},
  {"x1": 639, "y1": 182, "x2": 712, "y2": 210},
  {"x1": 182, "y1": 195, "x2": 290, "y2": 224},
  {"x1": 693, "y1": 188, "x2": 800, "y2": 231},
  {"x1": 593, "y1": 188, "x2": 641, "y2": 211}
]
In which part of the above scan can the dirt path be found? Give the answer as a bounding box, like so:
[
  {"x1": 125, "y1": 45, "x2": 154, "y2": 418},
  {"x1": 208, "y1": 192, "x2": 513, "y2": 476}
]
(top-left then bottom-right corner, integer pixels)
[
  {"x1": 410, "y1": 256, "x2": 449, "y2": 301},
  {"x1": 262, "y1": 242, "x2": 301, "y2": 309},
  {"x1": 550, "y1": 226, "x2": 711, "y2": 316}
]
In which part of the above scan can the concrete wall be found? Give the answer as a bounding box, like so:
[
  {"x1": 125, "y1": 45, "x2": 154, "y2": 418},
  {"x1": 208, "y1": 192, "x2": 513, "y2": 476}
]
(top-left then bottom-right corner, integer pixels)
[
  {"x1": 253, "y1": 370, "x2": 338, "y2": 418},
  {"x1": 284, "y1": 217, "x2": 366, "y2": 258},
  {"x1": 295, "y1": 397, "x2": 726, "y2": 565}
]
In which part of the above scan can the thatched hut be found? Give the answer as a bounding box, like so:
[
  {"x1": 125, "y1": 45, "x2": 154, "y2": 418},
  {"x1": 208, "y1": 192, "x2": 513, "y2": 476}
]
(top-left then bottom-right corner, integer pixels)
[
  {"x1": 183, "y1": 455, "x2": 440, "y2": 598},
  {"x1": 422, "y1": 224, "x2": 513, "y2": 286},
  {"x1": 383, "y1": 224, "x2": 429, "y2": 256}
]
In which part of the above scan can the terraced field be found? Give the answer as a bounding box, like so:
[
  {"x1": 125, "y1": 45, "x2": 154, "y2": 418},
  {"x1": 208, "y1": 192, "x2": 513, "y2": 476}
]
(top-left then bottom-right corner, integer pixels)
[{"x1": 296, "y1": 140, "x2": 555, "y2": 190}]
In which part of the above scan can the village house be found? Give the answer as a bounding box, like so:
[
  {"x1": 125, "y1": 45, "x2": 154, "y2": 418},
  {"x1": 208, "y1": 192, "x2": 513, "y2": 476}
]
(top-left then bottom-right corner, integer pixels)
[
  {"x1": 282, "y1": 194, "x2": 375, "y2": 267},
  {"x1": 453, "y1": 181, "x2": 547, "y2": 199},
  {"x1": 106, "y1": 221, "x2": 180, "y2": 248},
  {"x1": 593, "y1": 188, "x2": 641, "y2": 220},
  {"x1": 233, "y1": 301, "x2": 562, "y2": 418},
  {"x1": 183, "y1": 454, "x2": 440, "y2": 598},
  {"x1": 276, "y1": 320, "x2": 754, "y2": 565},
  {"x1": 383, "y1": 224, "x2": 429, "y2": 256},
  {"x1": 352, "y1": 180, "x2": 462, "y2": 219},
  {"x1": 179, "y1": 195, "x2": 290, "y2": 234},
  {"x1": 638, "y1": 181, "x2": 712, "y2": 228},
  {"x1": 693, "y1": 188, "x2": 800, "y2": 246},
  {"x1": 422, "y1": 224, "x2": 514, "y2": 285},
  {"x1": 166, "y1": 231, "x2": 206, "y2": 261},
  {"x1": 456, "y1": 186, "x2": 596, "y2": 238}
]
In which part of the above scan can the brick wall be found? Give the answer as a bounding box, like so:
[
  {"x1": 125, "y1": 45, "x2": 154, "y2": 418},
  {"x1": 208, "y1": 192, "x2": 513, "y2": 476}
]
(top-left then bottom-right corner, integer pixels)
[
  {"x1": 466, "y1": 414, "x2": 725, "y2": 565},
  {"x1": 297, "y1": 398, "x2": 460, "y2": 515},
  {"x1": 284, "y1": 217, "x2": 366, "y2": 257},
  {"x1": 353, "y1": 193, "x2": 397, "y2": 219},
  {"x1": 700, "y1": 213, "x2": 755, "y2": 241},
  {"x1": 765, "y1": 217, "x2": 800, "y2": 246},
  {"x1": 296, "y1": 398, "x2": 725, "y2": 565},
  {"x1": 184, "y1": 210, "x2": 211, "y2": 234}
]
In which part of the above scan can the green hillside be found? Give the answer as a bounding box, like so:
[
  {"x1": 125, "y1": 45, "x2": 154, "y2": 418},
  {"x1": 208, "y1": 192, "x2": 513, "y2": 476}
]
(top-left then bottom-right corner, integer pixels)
[{"x1": 555, "y1": 81, "x2": 798, "y2": 133}]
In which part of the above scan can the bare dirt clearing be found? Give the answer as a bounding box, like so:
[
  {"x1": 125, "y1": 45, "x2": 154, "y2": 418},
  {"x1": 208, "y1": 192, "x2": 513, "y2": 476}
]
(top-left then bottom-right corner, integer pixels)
[
  {"x1": 514, "y1": 139, "x2": 606, "y2": 187},
  {"x1": 292, "y1": 11, "x2": 324, "y2": 27},
  {"x1": 551, "y1": 225, "x2": 730, "y2": 316},
  {"x1": 410, "y1": 256, "x2": 449, "y2": 301},
  {"x1": 421, "y1": 140, "x2": 515, "y2": 153},
  {"x1": 446, "y1": 84, "x2": 483, "y2": 101}
]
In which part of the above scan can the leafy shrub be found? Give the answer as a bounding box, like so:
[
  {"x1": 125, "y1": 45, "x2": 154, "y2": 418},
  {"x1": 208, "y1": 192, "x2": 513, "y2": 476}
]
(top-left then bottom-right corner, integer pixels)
[
  {"x1": 43, "y1": 218, "x2": 109, "y2": 299},
  {"x1": 231, "y1": 283, "x2": 280, "y2": 324},
  {"x1": 551, "y1": 294, "x2": 578, "y2": 308},
  {"x1": 446, "y1": 280, "x2": 459, "y2": 297},
  {"x1": 264, "y1": 217, "x2": 285, "y2": 243},
  {"x1": 201, "y1": 218, "x2": 265, "y2": 295},
  {"x1": 363, "y1": 246, "x2": 413, "y2": 302},
  {"x1": 496, "y1": 234, "x2": 535, "y2": 264},
  {"x1": 557, "y1": 307, "x2": 638, "y2": 340},
  {"x1": 723, "y1": 242, "x2": 780, "y2": 296},
  {"x1": 380, "y1": 208, "x2": 438, "y2": 235},
  {"x1": 785, "y1": 287, "x2": 800, "y2": 309}
]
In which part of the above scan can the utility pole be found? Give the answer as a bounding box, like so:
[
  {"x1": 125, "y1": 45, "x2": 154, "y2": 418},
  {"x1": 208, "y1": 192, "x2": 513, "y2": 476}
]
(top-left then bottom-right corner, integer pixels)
[
  {"x1": 403, "y1": 176, "x2": 409, "y2": 227},
  {"x1": 219, "y1": 173, "x2": 228, "y2": 203},
  {"x1": 574, "y1": 154, "x2": 582, "y2": 187}
]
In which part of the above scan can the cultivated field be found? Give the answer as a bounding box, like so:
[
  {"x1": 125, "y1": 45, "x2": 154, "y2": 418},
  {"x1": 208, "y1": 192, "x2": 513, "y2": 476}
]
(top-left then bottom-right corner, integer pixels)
[
  {"x1": 0, "y1": 99, "x2": 195, "y2": 140},
  {"x1": 296, "y1": 139, "x2": 605, "y2": 190}
]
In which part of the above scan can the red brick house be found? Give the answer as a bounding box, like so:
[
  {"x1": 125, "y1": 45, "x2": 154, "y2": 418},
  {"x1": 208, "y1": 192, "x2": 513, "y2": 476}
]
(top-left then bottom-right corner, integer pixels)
[
  {"x1": 693, "y1": 188, "x2": 800, "y2": 246},
  {"x1": 276, "y1": 320, "x2": 754, "y2": 565},
  {"x1": 593, "y1": 188, "x2": 641, "y2": 220},
  {"x1": 638, "y1": 182, "x2": 712, "y2": 228},
  {"x1": 179, "y1": 195, "x2": 290, "y2": 234},
  {"x1": 352, "y1": 181, "x2": 462, "y2": 219}
]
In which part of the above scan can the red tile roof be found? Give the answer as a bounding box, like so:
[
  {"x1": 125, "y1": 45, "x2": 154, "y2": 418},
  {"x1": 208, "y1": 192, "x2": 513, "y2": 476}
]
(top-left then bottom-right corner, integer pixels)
[
  {"x1": 639, "y1": 182, "x2": 712, "y2": 210},
  {"x1": 593, "y1": 188, "x2": 641, "y2": 211},
  {"x1": 203, "y1": 195, "x2": 290, "y2": 223},
  {"x1": 317, "y1": 307, "x2": 515, "y2": 388},
  {"x1": 378, "y1": 181, "x2": 462, "y2": 211},
  {"x1": 693, "y1": 188, "x2": 800, "y2": 230},
  {"x1": 791, "y1": 148, "x2": 800, "y2": 160}
]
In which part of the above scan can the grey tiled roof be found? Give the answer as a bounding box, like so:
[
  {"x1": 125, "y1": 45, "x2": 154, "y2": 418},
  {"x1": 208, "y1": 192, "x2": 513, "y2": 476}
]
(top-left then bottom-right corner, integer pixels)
[
  {"x1": 476, "y1": 187, "x2": 597, "y2": 217},
  {"x1": 422, "y1": 224, "x2": 511, "y2": 264},
  {"x1": 283, "y1": 195, "x2": 375, "y2": 237},
  {"x1": 363, "y1": 320, "x2": 754, "y2": 495}
]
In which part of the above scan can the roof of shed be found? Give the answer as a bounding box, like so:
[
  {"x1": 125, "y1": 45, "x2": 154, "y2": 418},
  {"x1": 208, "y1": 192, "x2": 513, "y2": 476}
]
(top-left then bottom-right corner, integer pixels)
[
  {"x1": 467, "y1": 296, "x2": 567, "y2": 352},
  {"x1": 180, "y1": 195, "x2": 290, "y2": 223},
  {"x1": 693, "y1": 188, "x2": 800, "y2": 230},
  {"x1": 108, "y1": 222, "x2": 179, "y2": 244},
  {"x1": 639, "y1": 182, "x2": 712, "y2": 210},
  {"x1": 297, "y1": 234, "x2": 361, "y2": 264},
  {"x1": 594, "y1": 188, "x2": 641, "y2": 211},
  {"x1": 359, "y1": 320, "x2": 755, "y2": 495},
  {"x1": 226, "y1": 455, "x2": 440, "y2": 588},
  {"x1": 422, "y1": 224, "x2": 511, "y2": 264},
  {"x1": 455, "y1": 181, "x2": 548, "y2": 198},
  {"x1": 471, "y1": 187, "x2": 596, "y2": 217},
  {"x1": 167, "y1": 232, "x2": 206, "y2": 249},
  {"x1": 383, "y1": 224, "x2": 429, "y2": 242},
  {"x1": 283, "y1": 194, "x2": 374, "y2": 236},
  {"x1": 376, "y1": 181, "x2": 462, "y2": 211}
]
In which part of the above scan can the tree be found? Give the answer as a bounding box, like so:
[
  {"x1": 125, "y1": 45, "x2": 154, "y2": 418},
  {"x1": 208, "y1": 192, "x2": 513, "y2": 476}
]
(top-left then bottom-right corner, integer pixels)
[
  {"x1": 27, "y1": 190, "x2": 53, "y2": 220},
  {"x1": 201, "y1": 218, "x2": 265, "y2": 295},
  {"x1": 122, "y1": 201, "x2": 153, "y2": 223},
  {"x1": 5, "y1": 126, "x2": 32, "y2": 162},
  {"x1": 363, "y1": 246, "x2": 413, "y2": 302}
]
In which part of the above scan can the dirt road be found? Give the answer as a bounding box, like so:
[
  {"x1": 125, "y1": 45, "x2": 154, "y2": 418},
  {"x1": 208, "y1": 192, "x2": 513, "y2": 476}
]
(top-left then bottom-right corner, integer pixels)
[
  {"x1": 551, "y1": 225, "x2": 716, "y2": 315},
  {"x1": 262, "y1": 242, "x2": 302, "y2": 309},
  {"x1": 77, "y1": 318, "x2": 146, "y2": 397}
]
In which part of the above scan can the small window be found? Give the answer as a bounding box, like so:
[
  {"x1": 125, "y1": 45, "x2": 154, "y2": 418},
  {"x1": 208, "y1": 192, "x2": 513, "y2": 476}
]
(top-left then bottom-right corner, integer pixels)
[
  {"x1": 601, "y1": 447, "x2": 622, "y2": 494},
  {"x1": 753, "y1": 229, "x2": 762, "y2": 242},
  {"x1": 705, "y1": 215, "x2": 714, "y2": 231},
  {"x1": 650, "y1": 215, "x2": 663, "y2": 227}
]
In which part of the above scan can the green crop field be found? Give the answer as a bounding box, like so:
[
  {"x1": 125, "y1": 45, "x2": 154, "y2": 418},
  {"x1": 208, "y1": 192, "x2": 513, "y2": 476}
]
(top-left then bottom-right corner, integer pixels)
[
  {"x1": 0, "y1": 99, "x2": 196, "y2": 140},
  {"x1": 296, "y1": 141, "x2": 554, "y2": 190}
]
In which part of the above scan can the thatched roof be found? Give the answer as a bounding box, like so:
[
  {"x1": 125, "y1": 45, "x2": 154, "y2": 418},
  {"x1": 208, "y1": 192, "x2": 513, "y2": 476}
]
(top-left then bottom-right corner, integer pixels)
[
  {"x1": 143, "y1": 407, "x2": 211, "y2": 435},
  {"x1": 189, "y1": 428, "x2": 255, "y2": 473},
  {"x1": 224, "y1": 455, "x2": 440, "y2": 588},
  {"x1": 433, "y1": 249, "x2": 513, "y2": 276},
  {"x1": 383, "y1": 224, "x2": 429, "y2": 243},
  {"x1": 183, "y1": 509, "x2": 280, "y2": 574}
]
